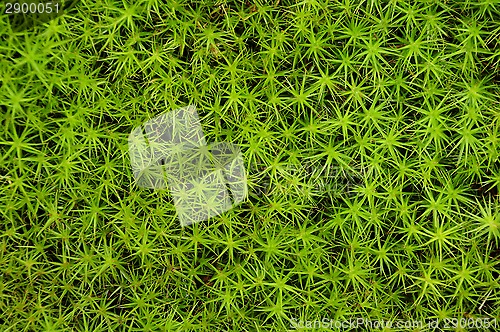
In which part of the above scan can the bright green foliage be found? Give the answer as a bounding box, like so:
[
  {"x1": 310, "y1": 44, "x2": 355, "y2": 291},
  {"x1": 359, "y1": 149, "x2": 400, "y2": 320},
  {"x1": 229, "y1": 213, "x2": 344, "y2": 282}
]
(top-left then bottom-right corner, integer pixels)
[{"x1": 1, "y1": 0, "x2": 499, "y2": 330}]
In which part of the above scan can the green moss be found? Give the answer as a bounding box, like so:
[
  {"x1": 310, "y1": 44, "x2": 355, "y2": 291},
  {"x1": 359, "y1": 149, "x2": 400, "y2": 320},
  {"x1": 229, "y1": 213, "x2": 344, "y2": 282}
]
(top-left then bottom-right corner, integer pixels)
[{"x1": 1, "y1": 0, "x2": 499, "y2": 330}]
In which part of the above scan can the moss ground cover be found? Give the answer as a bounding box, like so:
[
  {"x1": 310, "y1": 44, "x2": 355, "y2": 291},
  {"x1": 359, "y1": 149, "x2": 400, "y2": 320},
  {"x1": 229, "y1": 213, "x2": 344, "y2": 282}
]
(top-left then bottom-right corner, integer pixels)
[{"x1": 1, "y1": 0, "x2": 500, "y2": 330}]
